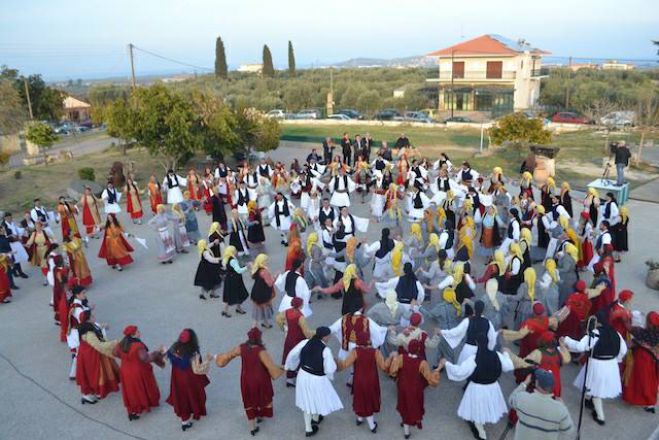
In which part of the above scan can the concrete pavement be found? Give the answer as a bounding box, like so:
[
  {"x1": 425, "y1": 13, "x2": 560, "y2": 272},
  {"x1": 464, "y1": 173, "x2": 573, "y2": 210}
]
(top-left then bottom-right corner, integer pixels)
[{"x1": 1, "y1": 145, "x2": 658, "y2": 440}]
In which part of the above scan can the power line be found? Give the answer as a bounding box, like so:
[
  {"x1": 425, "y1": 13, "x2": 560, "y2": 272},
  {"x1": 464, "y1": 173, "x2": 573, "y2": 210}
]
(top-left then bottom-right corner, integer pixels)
[{"x1": 131, "y1": 45, "x2": 214, "y2": 72}]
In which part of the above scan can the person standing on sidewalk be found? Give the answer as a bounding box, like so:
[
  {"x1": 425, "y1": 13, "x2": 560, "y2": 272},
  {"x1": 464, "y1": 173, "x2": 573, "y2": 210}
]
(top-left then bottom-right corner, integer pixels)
[{"x1": 612, "y1": 141, "x2": 631, "y2": 186}]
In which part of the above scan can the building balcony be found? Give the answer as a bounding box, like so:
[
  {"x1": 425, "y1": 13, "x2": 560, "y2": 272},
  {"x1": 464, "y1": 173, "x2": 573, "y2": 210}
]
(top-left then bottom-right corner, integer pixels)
[
  {"x1": 531, "y1": 67, "x2": 550, "y2": 77},
  {"x1": 427, "y1": 70, "x2": 517, "y2": 83}
]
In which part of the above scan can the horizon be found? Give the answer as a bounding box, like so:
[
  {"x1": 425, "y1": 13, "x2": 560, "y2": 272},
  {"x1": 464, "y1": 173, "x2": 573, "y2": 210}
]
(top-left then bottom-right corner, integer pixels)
[{"x1": 1, "y1": 0, "x2": 657, "y2": 81}]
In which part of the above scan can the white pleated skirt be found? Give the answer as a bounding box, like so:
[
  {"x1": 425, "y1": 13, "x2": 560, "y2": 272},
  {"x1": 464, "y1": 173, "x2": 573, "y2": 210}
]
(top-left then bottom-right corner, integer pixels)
[
  {"x1": 458, "y1": 382, "x2": 508, "y2": 425},
  {"x1": 330, "y1": 192, "x2": 350, "y2": 208},
  {"x1": 295, "y1": 370, "x2": 344, "y2": 416},
  {"x1": 371, "y1": 194, "x2": 385, "y2": 217},
  {"x1": 572, "y1": 358, "x2": 622, "y2": 399}
]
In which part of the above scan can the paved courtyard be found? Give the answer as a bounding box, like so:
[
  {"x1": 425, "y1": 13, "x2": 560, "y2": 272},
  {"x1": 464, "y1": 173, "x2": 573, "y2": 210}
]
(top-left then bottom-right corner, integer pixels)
[{"x1": 1, "y1": 145, "x2": 658, "y2": 440}]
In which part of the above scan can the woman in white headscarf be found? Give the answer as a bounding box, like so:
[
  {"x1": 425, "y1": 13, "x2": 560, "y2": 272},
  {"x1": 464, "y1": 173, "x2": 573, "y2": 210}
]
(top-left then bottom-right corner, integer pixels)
[{"x1": 366, "y1": 290, "x2": 412, "y2": 356}]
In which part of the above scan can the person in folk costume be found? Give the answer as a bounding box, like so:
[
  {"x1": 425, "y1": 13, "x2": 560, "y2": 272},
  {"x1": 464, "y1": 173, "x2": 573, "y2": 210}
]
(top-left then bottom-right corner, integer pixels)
[
  {"x1": 477, "y1": 205, "x2": 502, "y2": 258},
  {"x1": 249, "y1": 254, "x2": 278, "y2": 329},
  {"x1": 559, "y1": 181, "x2": 573, "y2": 218},
  {"x1": 335, "y1": 330, "x2": 392, "y2": 433},
  {"x1": 177, "y1": 191, "x2": 202, "y2": 244},
  {"x1": 589, "y1": 220, "x2": 613, "y2": 271},
  {"x1": 207, "y1": 221, "x2": 226, "y2": 261},
  {"x1": 519, "y1": 197, "x2": 536, "y2": 232},
  {"x1": 57, "y1": 196, "x2": 81, "y2": 240},
  {"x1": 519, "y1": 227, "x2": 533, "y2": 270},
  {"x1": 227, "y1": 208, "x2": 250, "y2": 257},
  {"x1": 26, "y1": 220, "x2": 53, "y2": 285},
  {"x1": 486, "y1": 166, "x2": 505, "y2": 194},
  {"x1": 0, "y1": 255, "x2": 12, "y2": 304},
  {"x1": 576, "y1": 211, "x2": 595, "y2": 269},
  {"x1": 221, "y1": 245, "x2": 249, "y2": 318},
  {"x1": 162, "y1": 169, "x2": 187, "y2": 205},
  {"x1": 556, "y1": 242, "x2": 579, "y2": 307},
  {"x1": 192, "y1": 239, "x2": 222, "y2": 300},
  {"x1": 276, "y1": 297, "x2": 314, "y2": 388},
  {"x1": 421, "y1": 208, "x2": 436, "y2": 239},
  {"x1": 383, "y1": 183, "x2": 404, "y2": 229},
  {"x1": 317, "y1": 198, "x2": 336, "y2": 231},
  {"x1": 276, "y1": 258, "x2": 313, "y2": 316},
  {"x1": 289, "y1": 170, "x2": 303, "y2": 199},
  {"x1": 507, "y1": 267, "x2": 540, "y2": 331},
  {"x1": 368, "y1": 290, "x2": 414, "y2": 338},
  {"x1": 329, "y1": 167, "x2": 356, "y2": 208},
  {"x1": 440, "y1": 300, "x2": 498, "y2": 364},
  {"x1": 316, "y1": 264, "x2": 372, "y2": 316},
  {"x1": 389, "y1": 339, "x2": 440, "y2": 439},
  {"x1": 305, "y1": 190, "x2": 322, "y2": 229},
  {"x1": 113, "y1": 325, "x2": 165, "y2": 421},
  {"x1": 562, "y1": 312, "x2": 628, "y2": 425},
  {"x1": 300, "y1": 166, "x2": 324, "y2": 210},
  {"x1": 245, "y1": 200, "x2": 265, "y2": 247},
  {"x1": 214, "y1": 161, "x2": 230, "y2": 180},
  {"x1": 200, "y1": 168, "x2": 214, "y2": 215},
  {"x1": 376, "y1": 262, "x2": 425, "y2": 315},
  {"x1": 396, "y1": 153, "x2": 410, "y2": 187},
  {"x1": 589, "y1": 260, "x2": 615, "y2": 318},
  {"x1": 476, "y1": 249, "x2": 506, "y2": 285},
  {"x1": 407, "y1": 158, "x2": 428, "y2": 191},
  {"x1": 186, "y1": 168, "x2": 202, "y2": 202},
  {"x1": 534, "y1": 204, "x2": 549, "y2": 252},
  {"x1": 500, "y1": 242, "x2": 524, "y2": 295},
  {"x1": 80, "y1": 186, "x2": 102, "y2": 238},
  {"x1": 214, "y1": 327, "x2": 283, "y2": 436},
  {"x1": 435, "y1": 190, "x2": 458, "y2": 229},
  {"x1": 66, "y1": 285, "x2": 91, "y2": 378},
  {"x1": 233, "y1": 179, "x2": 252, "y2": 220},
  {"x1": 388, "y1": 311, "x2": 440, "y2": 360},
  {"x1": 101, "y1": 181, "x2": 122, "y2": 216},
  {"x1": 438, "y1": 217, "x2": 457, "y2": 260},
  {"x1": 583, "y1": 187, "x2": 601, "y2": 226},
  {"x1": 455, "y1": 231, "x2": 474, "y2": 271},
  {"x1": 284, "y1": 326, "x2": 343, "y2": 437},
  {"x1": 353, "y1": 155, "x2": 371, "y2": 203},
  {"x1": 304, "y1": 232, "x2": 328, "y2": 290},
  {"x1": 608, "y1": 289, "x2": 634, "y2": 342},
  {"x1": 418, "y1": 232, "x2": 441, "y2": 276},
  {"x1": 2, "y1": 213, "x2": 29, "y2": 279},
  {"x1": 268, "y1": 192, "x2": 296, "y2": 246},
  {"x1": 30, "y1": 197, "x2": 55, "y2": 237},
  {"x1": 430, "y1": 166, "x2": 457, "y2": 196},
  {"x1": 62, "y1": 235, "x2": 92, "y2": 287},
  {"x1": 370, "y1": 170, "x2": 387, "y2": 222},
  {"x1": 76, "y1": 313, "x2": 121, "y2": 404},
  {"x1": 210, "y1": 186, "x2": 228, "y2": 232},
  {"x1": 365, "y1": 227, "x2": 397, "y2": 281},
  {"x1": 480, "y1": 278, "x2": 508, "y2": 332},
  {"x1": 124, "y1": 177, "x2": 144, "y2": 224},
  {"x1": 164, "y1": 329, "x2": 212, "y2": 431},
  {"x1": 499, "y1": 207, "x2": 521, "y2": 256},
  {"x1": 457, "y1": 161, "x2": 480, "y2": 187},
  {"x1": 538, "y1": 258, "x2": 560, "y2": 315},
  {"x1": 146, "y1": 175, "x2": 164, "y2": 215},
  {"x1": 146, "y1": 204, "x2": 177, "y2": 264},
  {"x1": 285, "y1": 227, "x2": 306, "y2": 274},
  {"x1": 622, "y1": 311, "x2": 659, "y2": 413},
  {"x1": 437, "y1": 261, "x2": 476, "y2": 305},
  {"x1": 432, "y1": 152, "x2": 453, "y2": 173},
  {"x1": 168, "y1": 203, "x2": 188, "y2": 253},
  {"x1": 440, "y1": 332, "x2": 514, "y2": 440},
  {"x1": 539, "y1": 177, "x2": 556, "y2": 214},
  {"x1": 555, "y1": 279, "x2": 598, "y2": 342},
  {"x1": 419, "y1": 287, "x2": 463, "y2": 362},
  {"x1": 404, "y1": 223, "x2": 424, "y2": 268},
  {"x1": 45, "y1": 242, "x2": 60, "y2": 293},
  {"x1": 613, "y1": 205, "x2": 629, "y2": 262},
  {"x1": 506, "y1": 330, "x2": 571, "y2": 399},
  {"x1": 519, "y1": 171, "x2": 534, "y2": 201}
]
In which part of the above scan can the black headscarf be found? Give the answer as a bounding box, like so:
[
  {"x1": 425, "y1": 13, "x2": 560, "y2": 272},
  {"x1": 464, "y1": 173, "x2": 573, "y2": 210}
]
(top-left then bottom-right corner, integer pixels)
[{"x1": 395, "y1": 262, "x2": 418, "y2": 304}]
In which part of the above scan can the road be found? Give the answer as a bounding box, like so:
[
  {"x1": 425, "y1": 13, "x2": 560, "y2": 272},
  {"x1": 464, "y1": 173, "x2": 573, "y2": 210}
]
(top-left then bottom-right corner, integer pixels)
[{"x1": 1, "y1": 144, "x2": 658, "y2": 440}]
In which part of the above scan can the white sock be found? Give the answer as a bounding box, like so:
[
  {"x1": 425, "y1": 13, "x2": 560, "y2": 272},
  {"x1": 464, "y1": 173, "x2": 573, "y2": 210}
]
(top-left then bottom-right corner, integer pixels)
[
  {"x1": 403, "y1": 424, "x2": 410, "y2": 435},
  {"x1": 366, "y1": 416, "x2": 375, "y2": 430},
  {"x1": 69, "y1": 354, "x2": 77, "y2": 378},
  {"x1": 303, "y1": 412, "x2": 312, "y2": 432},
  {"x1": 593, "y1": 397, "x2": 605, "y2": 420},
  {"x1": 475, "y1": 422, "x2": 487, "y2": 439}
]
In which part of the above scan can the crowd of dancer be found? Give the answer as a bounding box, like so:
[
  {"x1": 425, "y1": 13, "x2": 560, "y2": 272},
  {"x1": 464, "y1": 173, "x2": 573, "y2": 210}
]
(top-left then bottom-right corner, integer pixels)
[{"x1": 0, "y1": 132, "x2": 656, "y2": 440}]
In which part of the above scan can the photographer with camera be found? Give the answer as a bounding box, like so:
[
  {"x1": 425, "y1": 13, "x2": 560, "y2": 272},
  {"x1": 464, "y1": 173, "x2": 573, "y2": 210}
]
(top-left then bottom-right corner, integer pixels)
[
  {"x1": 611, "y1": 141, "x2": 631, "y2": 186},
  {"x1": 509, "y1": 368, "x2": 573, "y2": 439}
]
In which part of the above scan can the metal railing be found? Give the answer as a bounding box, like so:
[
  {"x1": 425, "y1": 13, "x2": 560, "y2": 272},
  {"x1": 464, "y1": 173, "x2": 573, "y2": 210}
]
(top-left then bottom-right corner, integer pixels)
[
  {"x1": 436, "y1": 70, "x2": 516, "y2": 80},
  {"x1": 531, "y1": 67, "x2": 550, "y2": 77}
]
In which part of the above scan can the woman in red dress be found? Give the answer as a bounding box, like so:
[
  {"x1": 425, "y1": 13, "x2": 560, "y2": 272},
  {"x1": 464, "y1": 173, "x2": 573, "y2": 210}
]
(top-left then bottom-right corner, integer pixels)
[
  {"x1": 623, "y1": 311, "x2": 659, "y2": 412},
  {"x1": 556, "y1": 280, "x2": 593, "y2": 342},
  {"x1": 113, "y1": 325, "x2": 164, "y2": 421},
  {"x1": 389, "y1": 339, "x2": 440, "y2": 439},
  {"x1": 215, "y1": 327, "x2": 284, "y2": 436},
  {"x1": 147, "y1": 175, "x2": 164, "y2": 215},
  {"x1": 201, "y1": 168, "x2": 214, "y2": 215},
  {"x1": 52, "y1": 256, "x2": 68, "y2": 325},
  {"x1": 76, "y1": 317, "x2": 121, "y2": 404},
  {"x1": 275, "y1": 297, "x2": 314, "y2": 387},
  {"x1": 0, "y1": 255, "x2": 12, "y2": 304},
  {"x1": 57, "y1": 197, "x2": 81, "y2": 239},
  {"x1": 337, "y1": 330, "x2": 391, "y2": 433},
  {"x1": 165, "y1": 328, "x2": 211, "y2": 431},
  {"x1": 124, "y1": 177, "x2": 144, "y2": 224},
  {"x1": 98, "y1": 214, "x2": 134, "y2": 270}
]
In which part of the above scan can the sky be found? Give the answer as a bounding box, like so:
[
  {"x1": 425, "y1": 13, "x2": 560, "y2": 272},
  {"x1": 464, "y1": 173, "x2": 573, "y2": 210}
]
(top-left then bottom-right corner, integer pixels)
[{"x1": 1, "y1": 0, "x2": 657, "y2": 81}]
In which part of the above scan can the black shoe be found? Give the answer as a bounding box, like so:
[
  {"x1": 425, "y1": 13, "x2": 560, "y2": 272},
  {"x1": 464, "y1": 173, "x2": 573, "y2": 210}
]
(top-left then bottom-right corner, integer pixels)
[
  {"x1": 250, "y1": 426, "x2": 259, "y2": 436},
  {"x1": 181, "y1": 422, "x2": 193, "y2": 431},
  {"x1": 10, "y1": 285, "x2": 19, "y2": 290},
  {"x1": 210, "y1": 293, "x2": 220, "y2": 298},
  {"x1": 81, "y1": 397, "x2": 97, "y2": 405},
  {"x1": 221, "y1": 311, "x2": 232, "y2": 318},
  {"x1": 19, "y1": 273, "x2": 29, "y2": 279},
  {"x1": 591, "y1": 410, "x2": 605, "y2": 426},
  {"x1": 467, "y1": 421, "x2": 480, "y2": 439},
  {"x1": 404, "y1": 434, "x2": 410, "y2": 440},
  {"x1": 128, "y1": 413, "x2": 140, "y2": 421},
  {"x1": 256, "y1": 418, "x2": 263, "y2": 424},
  {"x1": 644, "y1": 407, "x2": 656, "y2": 414},
  {"x1": 305, "y1": 425, "x2": 319, "y2": 437},
  {"x1": 286, "y1": 382, "x2": 295, "y2": 388},
  {"x1": 311, "y1": 415, "x2": 324, "y2": 425},
  {"x1": 356, "y1": 419, "x2": 363, "y2": 426},
  {"x1": 199, "y1": 294, "x2": 207, "y2": 300},
  {"x1": 371, "y1": 422, "x2": 378, "y2": 433},
  {"x1": 584, "y1": 398, "x2": 594, "y2": 410},
  {"x1": 235, "y1": 308, "x2": 246, "y2": 315}
]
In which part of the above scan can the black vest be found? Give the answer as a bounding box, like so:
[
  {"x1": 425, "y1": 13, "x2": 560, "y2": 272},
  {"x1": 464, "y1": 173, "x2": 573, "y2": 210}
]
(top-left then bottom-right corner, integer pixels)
[
  {"x1": 395, "y1": 276, "x2": 418, "y2": 304},
  {"x1": 258, "y1": 165, "x2": 270, "y2": 177},
  {"x1": 375, "y1": 159, "x2": 385, "y2": 171},
  {"x1": 413, "y1": 192, "x2": 424, "y2": 209},
  {"x1": 300, "y1": 338, "x2": 326, "y2": 376},
  {"x1": 237, "y1": 188, "x2": 248, "y2": 206},
  {"x1": 437, "y1": 177, "x2": 450, "y2": 192},
  {"x1": 274, "y1": 200, "x2": 291, "y2": 227},
  {"x1": 461, "y1": 169, "x2": 473, "y2": 181},
  {"x1": 319, "y1": 207, "x2": 335, "y2": 225},
  {"x1": 375, "y1": 238, "x2": 394, "y2": 259},
  {"x1": 334, "y1": 175, "x2": 348, "y2": 191},
  {"x1": 284, "y1": 271, "x2": 300, "y2": 298},
  {"x1": 166, "y1": 174, "x2": 180, "y2": 188},
  {"x1": 469, "y1": 350, "x2": 502, "y2": 384},
  {"x1": 592, "y1": 327, "x2": 621, "y2": 360},
  {"x1": 507, "y1": 220, "x2": 518, "y2": 239},
  {"x1": 466, "y1": 317, "x2": 489, "y2": 345}
]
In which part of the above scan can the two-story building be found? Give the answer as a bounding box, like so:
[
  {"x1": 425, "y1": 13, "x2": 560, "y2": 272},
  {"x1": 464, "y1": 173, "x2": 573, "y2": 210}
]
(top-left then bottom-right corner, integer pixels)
[{"x1": 427, "y1": 34, "x2": 549, "y2": 117}]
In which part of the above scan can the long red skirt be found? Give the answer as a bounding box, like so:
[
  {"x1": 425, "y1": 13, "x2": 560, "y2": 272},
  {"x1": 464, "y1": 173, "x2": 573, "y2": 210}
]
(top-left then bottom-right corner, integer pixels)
[
  {"x1": 0, "y1": 269, "x2": 11, "y2": 303},
  {"x1": 623, "y1": 346, "x2": 658, "y2": 406},
  {"x1": 58, "y1": 297, "x2": 69, "y2": 342},
  {"x1": 396, "y1": 356, "x2": 426, "y2": 427},
  {"x1": 76, "y1": 340, "x2": 120, "y2": 398},
  {"x1": 352, "y1": 348, "x2": 381, "y2": 417},
  {"x1": 556, "y1": 314, "x2": 584, "y2": 341},
  {"x1": 240, "y1": 345, "x2": 274, "y2": 420},
  {"x1": 166, "y1": 363, "x2": 210, "y2": 421},
  {"x1": 118, "y1": 342, "x2": 161, "y2": 415}
]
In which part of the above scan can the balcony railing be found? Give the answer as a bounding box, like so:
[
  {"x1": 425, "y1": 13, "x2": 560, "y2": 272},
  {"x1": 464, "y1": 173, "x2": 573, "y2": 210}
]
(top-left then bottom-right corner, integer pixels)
[
  {"x1": 531, "y1": 67, "x2": 550, "y2": 77},
  {"x1": 436, "y1": 70, "x2": 517, "y2": 81}
]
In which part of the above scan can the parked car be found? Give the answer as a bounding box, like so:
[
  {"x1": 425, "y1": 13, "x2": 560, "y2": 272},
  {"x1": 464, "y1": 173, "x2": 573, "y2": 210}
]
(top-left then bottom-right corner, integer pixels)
[
  {"x1": 78, "y1": 120, "x2": 93, "y2": 129},
  {"x1": 336, "y1": 109, "x2": 363, "y2": 120},
  {"x1": 295, "y1": 109, "x2": 322, "y2": 120},
  {"x1": 404, "y1": 111, "x2": 434, "y2": 123},
  {"x1": 327, "y1": 114, "x2": 352, "y2": 121},
  {"x1": 266, "y1": 109, "x2": 286, "y2": 120},
  {"x1": 374, "y1": 109, "x2": 401, "y2": 121},
  {"x1": 600, "y1": 111, "x2": 636, "y2": 127},
  {"x1": 551, "y1": 112, "x2": 590, "y2": 124},
  {"x1": 443, "y1": 116, "x2": 473, "y2": 123}
]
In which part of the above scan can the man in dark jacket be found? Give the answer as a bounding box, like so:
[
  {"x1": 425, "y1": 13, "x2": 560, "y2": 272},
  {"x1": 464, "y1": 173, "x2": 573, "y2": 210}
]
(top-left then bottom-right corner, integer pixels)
[
  {"x1": 395, "y1": 133, "x2": 410, "y2": 150},
  {"x1": 322, "y1": 137, "x2": 335, "y2": 164},
  {"x1": 612, "y1": 141, "x2": 631, "y2": 186},
  {"x1": 362, "y1": 133, "x2": 374, "y2": 161},
  {"x1": 341, "y1": 133, "x2": 352, "y2": 166},
  {"x1": 352, "y1": 134, "x2": 363, "y2": 164}
]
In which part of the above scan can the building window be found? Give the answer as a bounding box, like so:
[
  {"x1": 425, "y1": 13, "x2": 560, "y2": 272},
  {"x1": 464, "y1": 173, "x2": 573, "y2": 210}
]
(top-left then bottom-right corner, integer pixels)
[
  {"x1": 452, "y1": 61, "x2": 465, "y2": 79},
  {"x1": 486, "y1": 61, "x2": 503, "y2": 79}
]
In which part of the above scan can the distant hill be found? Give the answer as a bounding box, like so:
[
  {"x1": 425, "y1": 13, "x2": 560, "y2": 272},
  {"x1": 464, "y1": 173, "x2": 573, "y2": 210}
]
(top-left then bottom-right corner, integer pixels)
[{"x1": 330, "y1": 55, "x2": 436, "y2": 68}]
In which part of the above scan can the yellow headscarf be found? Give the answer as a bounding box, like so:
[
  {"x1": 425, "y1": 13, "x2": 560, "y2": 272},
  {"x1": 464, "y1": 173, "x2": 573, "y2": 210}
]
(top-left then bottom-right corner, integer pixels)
[
  {"x1": 451, "y1": 262, "x2": 465, "y2": 288},
  {"x1": 0, "y1": 254, "x2": 9, "y2": 271},
  {"x1": 247, "y1": 199, "x2": 257, "y2": 211},
  {"x1": 565, "y1": 243, "x2": 578, "y2": 261},
  {"x1": 428, "y1": 233, "x2": 440, "y2": 252},
  {"x1": 462, "y1": 199, "x2": 474, "y2": 213},
  {"x1": 493, "y1": 166, "x2": 503, "y2": 175},
  {"x1": 222, "y1": 245, "x2": 237, "y2": 265},
  {"x1": 620, "y1": 206, "x2": 629, "y2": 223},
  {"x1": 306, "y1": 232, "x2": 319, "y2": 255},
  {"x1": 385, "y1": 290, "x2": 399, "y2": 316},
  {"x1": 493, "y1": 250, "x2": 506, "y2": 274},
  {"x1": 156, "y1": 204, "x2": 166, "y2": 214},
  {"x1": 343, "y1": 264, "x2": 358, "y2": 290},
  {"x1": 524, "y1": 267, "x2": 537, "y2": 301},
  {"x1": 458, "y1": 234, "x2": 473, "y2": 259},
  {"x1": 424, "y1": 209, "x2": 435, "y2": 234},
  {"x1": 251, "y1": 253, "x2": 268, "y2": 275},
  {"x1": 346, "y1": 236, "x2": 358, "y2": 263},
  {"x1": 436, "y1": 207, "x2": 447, "y2": 227},
  {"x1": 446, "y1": 190, "x2": 455, "y2": 202},
  {"x1": 410, "y1": 223, "x2": 423, "y2": 243},
  {"x1": 545, "y1": 258, "x2": 559, "y2": 283},
  {"x1": 197, "y1": 239, "x2": 208, "y2": 255},
  {"x1": 172, "y1": 203, "x2": 185, "y2": 220},
  {"x1": 522, "y1": 171, "x2": 532, "y2": 183},
  {"x1": 443, "y1": 258, "x2": 453, "y2": 273},
  {"x1": 209, "y1": 222, "x2": 221, "y2": 236},
  {"x1": 391, "y1": 242, "x2": 404, "y2": 276},
  {"x1": 559, "y1": 215, "x2": 569, "y2": 231},
  {"x1": 546, "y1": 177, "x2": 555, "y2": 189},
  {"x1": 561, "y1": 181, "x2": 571, "y2": 194},
  {"x1": 443, "y1": 288, "x2": 462, "y2": 316},
  {"x1": 536, "y1": 205, "x2": 546, "y2": 215},
  {"x1": 521, "y1": 228, "x2": 532, "y2": 247},
  {"x1": 509, "y1": 242, "x2": 523, "y2": 261},
  {"x1": 588, "y1": 187, "x2": 598, "y2": 198}
]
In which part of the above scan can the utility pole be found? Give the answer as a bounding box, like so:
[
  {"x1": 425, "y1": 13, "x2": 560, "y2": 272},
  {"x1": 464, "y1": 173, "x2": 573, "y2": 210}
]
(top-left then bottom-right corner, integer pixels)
[
  {"x1": 128, "y1": 43, "x2": 137, "y2": 89},
  {"x1": 564, "y1": 56, "x2": 572, "y2": 109},
  {"x1": 450, "y1": 49, "x2": 455, "y2": 119},
  {"x1": 23, "y1": 78, "x2": 34, "y2": 120}
]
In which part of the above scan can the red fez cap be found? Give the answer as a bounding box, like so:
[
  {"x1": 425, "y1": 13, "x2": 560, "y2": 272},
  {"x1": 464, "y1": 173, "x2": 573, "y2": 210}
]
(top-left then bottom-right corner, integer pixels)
[
  {"x1": 648, "y1": 311, "x2": 659, "y2": 328},
  {"x1": 619, "y1": 290, "x2": 634, "y2": 303},
  {"x1": 575, "y1": 280, "x2": 587, "y2": 292},
  {"x1": 580, "y1": 211, "x2": 590, "y2": 219},
  {"x1": 178, "y1": 329, "x2": 191, "y2": 344},
  {"x1": 291, "y1": 297, "x2": 303, "y2": 308},
  {"x1": 247, "y1": 327, "x2": 262, "y2": 341},
  {"x1": 410, "y1": 312, "x2": 422, "y2": 327},
  {"x1": 123, "y1": 325, "x2": 138, "y2": 337},
  {"x1": 538, "y1": 330, "x2": 555, "y2": 346},
  {"x1": 533, "y1": 302, "x2": 546, "y2": 316}
]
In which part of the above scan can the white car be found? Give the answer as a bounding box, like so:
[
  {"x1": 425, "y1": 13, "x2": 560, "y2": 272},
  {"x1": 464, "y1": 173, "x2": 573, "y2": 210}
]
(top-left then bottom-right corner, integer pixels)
[
  {"x1": 600, "y1": 111, "x2": 636, "y2": 127},
  {"x1": 266, "y1": 109, "x2": 286, "y2": 120},
  {"x1": 327, "y1": 114, "x2": 351, "y2": 121}
]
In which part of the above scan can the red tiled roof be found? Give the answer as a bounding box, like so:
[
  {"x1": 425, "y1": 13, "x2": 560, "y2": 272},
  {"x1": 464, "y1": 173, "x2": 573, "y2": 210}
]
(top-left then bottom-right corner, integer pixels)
[{"x1": 427, "y1": 34, "x2": 549, "y2": 57}]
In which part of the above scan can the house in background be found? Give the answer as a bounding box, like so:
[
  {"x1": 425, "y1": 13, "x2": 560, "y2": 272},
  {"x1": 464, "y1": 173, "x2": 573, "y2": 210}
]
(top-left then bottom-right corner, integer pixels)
[
  {"x1": 427, "y1": 34, "x2": 550, "y2": 118},
  {"x1": 62, "y1": 95, "x2": 91, "y2": 123},
  {"x1": 237, "y1": 64, "x2": 263, "y2": 74}
]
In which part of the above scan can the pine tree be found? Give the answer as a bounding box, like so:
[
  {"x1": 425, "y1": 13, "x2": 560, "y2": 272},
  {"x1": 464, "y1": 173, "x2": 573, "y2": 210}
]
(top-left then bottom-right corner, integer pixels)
[
  {"x1": 215, "y1": 36, "x2": 228, "y2": 78},
  {"x1": 262, "y1": 45, "x2": 275, "y2": 77},
  {"x1": 288, "y1": 40, "x2": 296, "y2": 76}
]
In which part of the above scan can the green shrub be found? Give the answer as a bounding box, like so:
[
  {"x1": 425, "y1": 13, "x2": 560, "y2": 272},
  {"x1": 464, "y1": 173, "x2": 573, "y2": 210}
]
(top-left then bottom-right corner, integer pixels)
[
  {"x1": 14, "y1": 170, "x2": 21, "y2": 179},
  {"x1": 78, "y1": 167, "x2": 96, "y2": 181}
]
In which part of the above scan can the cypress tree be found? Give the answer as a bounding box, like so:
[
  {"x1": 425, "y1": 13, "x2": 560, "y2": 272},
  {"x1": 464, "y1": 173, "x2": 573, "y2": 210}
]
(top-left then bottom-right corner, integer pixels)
[
  {"x1": 262, "y1": 44, "x2": 275, "y2": 77},
  {"x1": 288, "y1": 40, "x2": 296, "y2": 76},
  {"x1": 215, "y1": 36, "x2": 228, "y2": 78}
]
